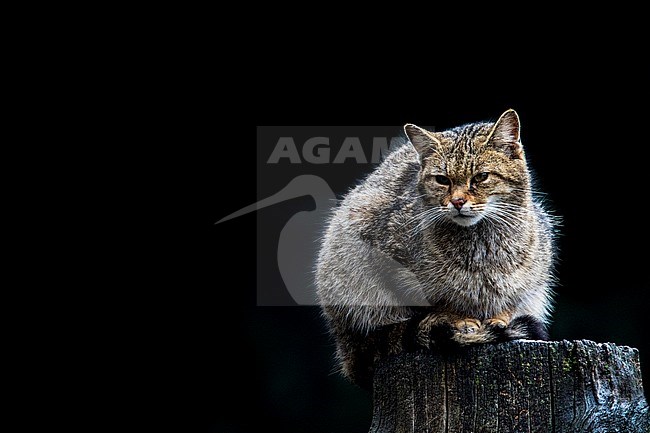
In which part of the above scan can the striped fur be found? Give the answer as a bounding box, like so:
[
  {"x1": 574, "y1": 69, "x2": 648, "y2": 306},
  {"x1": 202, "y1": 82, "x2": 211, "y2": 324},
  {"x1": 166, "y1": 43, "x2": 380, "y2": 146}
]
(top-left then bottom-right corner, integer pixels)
[{"x1": 316, "y1": 110, "x2": 558, "y2": 388}]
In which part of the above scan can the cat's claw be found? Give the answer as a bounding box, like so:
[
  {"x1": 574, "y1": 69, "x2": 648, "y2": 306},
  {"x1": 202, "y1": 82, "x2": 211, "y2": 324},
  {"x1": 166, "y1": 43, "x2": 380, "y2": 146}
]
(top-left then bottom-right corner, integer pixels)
[{"x1": 453, "y1": 318, "x2": 482, "y2": 334}]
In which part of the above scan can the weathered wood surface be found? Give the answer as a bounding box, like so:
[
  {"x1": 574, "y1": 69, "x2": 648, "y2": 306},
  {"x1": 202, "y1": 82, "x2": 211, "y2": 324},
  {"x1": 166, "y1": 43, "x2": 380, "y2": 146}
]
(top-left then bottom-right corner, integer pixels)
[{"x1": 370, "y1": 340, "x2": 648, "y2": 433}]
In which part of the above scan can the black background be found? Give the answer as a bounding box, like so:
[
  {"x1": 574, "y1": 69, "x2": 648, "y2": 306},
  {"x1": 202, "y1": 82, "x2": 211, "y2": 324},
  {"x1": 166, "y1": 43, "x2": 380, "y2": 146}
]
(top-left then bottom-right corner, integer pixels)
[{"x1": 198, "y1": 74, "x2": 649, "y2": 432}]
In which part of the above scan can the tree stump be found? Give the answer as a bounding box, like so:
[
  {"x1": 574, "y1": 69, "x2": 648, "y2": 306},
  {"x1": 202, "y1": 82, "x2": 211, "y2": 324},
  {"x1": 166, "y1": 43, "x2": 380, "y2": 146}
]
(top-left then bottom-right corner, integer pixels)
[{"x1": 370, "y1": 340, "x2": 649, "y2": 433}]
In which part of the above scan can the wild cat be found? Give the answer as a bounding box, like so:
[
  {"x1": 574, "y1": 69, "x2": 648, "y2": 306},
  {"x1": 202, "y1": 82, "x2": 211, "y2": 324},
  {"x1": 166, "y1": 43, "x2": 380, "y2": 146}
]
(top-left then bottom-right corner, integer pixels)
[{"x1": 316, "y1": 110, "x2": 557, "y2": 388}]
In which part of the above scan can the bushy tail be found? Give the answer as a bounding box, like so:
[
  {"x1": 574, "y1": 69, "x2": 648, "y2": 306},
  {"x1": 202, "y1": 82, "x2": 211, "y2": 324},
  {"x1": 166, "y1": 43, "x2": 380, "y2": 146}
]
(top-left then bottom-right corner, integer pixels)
[{"x1": 490, "y1": 315, "x2": 549, "y2": 342}]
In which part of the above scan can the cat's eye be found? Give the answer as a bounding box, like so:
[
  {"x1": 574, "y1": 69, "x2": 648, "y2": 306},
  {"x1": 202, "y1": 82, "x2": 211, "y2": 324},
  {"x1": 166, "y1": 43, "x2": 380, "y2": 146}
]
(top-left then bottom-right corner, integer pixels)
[
  {"x1": 472, "y1": 172, "x2": 489, "y2": 183},
  {"x1": 435, "y1": 175, "x2": 451, "y2": 185}
]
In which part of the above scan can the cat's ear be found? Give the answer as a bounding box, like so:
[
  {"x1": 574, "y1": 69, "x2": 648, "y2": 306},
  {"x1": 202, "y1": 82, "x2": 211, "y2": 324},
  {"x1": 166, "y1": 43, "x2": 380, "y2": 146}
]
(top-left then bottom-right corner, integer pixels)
[
  {"x1": 404, "y1": 124, "x2": 441, "y2": 156},
  {"x1": 486, "y1": 109, "x2": 523, "y2": 159}
]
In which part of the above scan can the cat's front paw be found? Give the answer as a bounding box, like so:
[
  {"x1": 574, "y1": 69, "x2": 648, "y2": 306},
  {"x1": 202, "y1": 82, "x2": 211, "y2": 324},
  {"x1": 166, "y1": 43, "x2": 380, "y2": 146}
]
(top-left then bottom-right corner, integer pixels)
[
  {"x1": 453, "y1": 318, "x2": 482, "y2": 334},
  {"x1": 451, "y1": 312, "x2": 515, "y2": 345},
  {"x1": 484, "y1": 311, "x2": 512, "y2": 330},
  {"x1": 416, "y1": 313, "x2": 483, "y2": 348},
  {"x1": 450, "y1": 318, "x2": 490, "y2": 345}
]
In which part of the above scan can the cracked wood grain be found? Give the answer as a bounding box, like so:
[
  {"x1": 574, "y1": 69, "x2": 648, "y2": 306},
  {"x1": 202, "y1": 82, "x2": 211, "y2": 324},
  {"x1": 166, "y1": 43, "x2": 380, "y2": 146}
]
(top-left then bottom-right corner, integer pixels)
[{"x1": 370, "y1": 340, "x2": 649, "y2": 433}]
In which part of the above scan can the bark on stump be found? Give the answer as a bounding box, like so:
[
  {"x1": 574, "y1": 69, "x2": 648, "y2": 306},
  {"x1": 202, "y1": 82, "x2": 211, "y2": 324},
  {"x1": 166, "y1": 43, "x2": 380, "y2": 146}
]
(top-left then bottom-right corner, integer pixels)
[{"x1": 370, "y1": 340, "x2": 648, "y2": 433}]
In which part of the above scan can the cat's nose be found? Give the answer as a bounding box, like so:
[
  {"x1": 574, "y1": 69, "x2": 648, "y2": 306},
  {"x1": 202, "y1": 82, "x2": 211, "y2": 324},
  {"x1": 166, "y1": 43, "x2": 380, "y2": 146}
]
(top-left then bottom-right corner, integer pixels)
[{"x1": 451, "y1": 198, "x2": 466, "y2": 210}]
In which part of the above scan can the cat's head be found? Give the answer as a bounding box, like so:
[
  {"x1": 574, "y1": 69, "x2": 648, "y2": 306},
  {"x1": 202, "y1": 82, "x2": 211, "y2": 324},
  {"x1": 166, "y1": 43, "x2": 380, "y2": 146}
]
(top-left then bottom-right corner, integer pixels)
[{"x1": 404, "y1": 109, "x2": 530, "y2": 227}]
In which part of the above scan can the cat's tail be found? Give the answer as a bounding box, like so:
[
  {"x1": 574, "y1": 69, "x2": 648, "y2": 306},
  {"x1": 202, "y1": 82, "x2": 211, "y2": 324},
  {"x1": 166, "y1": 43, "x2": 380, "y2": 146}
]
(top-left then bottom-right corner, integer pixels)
[{"x1": 492, "y1": 315, "x2": 549, "y2": 341}]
